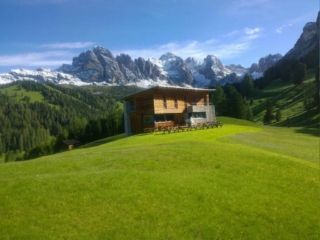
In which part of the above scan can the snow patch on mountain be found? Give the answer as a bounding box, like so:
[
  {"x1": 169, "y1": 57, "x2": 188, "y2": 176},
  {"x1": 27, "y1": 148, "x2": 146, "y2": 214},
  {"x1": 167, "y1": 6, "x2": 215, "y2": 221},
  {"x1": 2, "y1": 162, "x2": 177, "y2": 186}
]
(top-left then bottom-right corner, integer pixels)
[
  {"x1": 251, "y1": 71, "x2": 264, "y2": 79},
  {"x1": 225, "y1": 64, "x2": 247, "y2": 77},
  {"x1": 0, "y1": 68, "x2": 89, "y2": 86},
  {"x1": 126, "y1": 78, "x2": 174, "y2": 88},
  {"x1": 148, "y1": 58, "x2": 167, "y2": 77},
  {"x1": 185, "y1": 57, "x2": 201, "y2": 74}
]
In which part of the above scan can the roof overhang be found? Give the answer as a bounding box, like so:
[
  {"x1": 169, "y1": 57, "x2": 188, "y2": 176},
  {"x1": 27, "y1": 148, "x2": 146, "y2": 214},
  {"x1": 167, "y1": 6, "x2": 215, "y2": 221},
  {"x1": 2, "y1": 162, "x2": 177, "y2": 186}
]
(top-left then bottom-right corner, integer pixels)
[{"x1": 123, "y1": 86, "x2": 215, "y2": 101}]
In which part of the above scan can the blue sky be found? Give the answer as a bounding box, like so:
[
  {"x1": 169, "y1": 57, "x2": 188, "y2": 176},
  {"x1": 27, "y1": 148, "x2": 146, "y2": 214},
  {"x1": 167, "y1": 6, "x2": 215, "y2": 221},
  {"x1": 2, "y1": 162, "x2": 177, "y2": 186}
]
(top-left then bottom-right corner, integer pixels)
[{"x1": 0, "y1": 0, "x2": 318, "y2": 73}]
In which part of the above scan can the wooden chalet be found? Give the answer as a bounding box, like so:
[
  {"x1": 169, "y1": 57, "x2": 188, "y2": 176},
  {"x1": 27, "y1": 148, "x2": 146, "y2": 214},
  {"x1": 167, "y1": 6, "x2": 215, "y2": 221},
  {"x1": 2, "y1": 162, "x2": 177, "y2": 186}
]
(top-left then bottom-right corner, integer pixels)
[{"x1": 123, "y1": 86, "x2": 216, "y2": 136}]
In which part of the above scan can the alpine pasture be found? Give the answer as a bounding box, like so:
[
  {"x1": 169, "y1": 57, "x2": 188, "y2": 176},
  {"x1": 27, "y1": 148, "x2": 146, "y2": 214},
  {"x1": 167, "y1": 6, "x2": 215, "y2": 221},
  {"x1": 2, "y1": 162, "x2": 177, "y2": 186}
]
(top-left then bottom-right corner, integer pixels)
[{"x1": 0, "y1": 117, "x2": 319, "y2": 239}]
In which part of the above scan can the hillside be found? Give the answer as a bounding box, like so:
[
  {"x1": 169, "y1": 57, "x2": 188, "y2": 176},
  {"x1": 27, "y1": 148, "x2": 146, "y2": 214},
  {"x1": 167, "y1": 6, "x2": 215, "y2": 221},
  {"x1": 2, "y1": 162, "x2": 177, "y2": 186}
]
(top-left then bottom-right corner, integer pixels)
[
  {"x1": 251, "y1": 68, "x2": 319, "y2": 127},
  {"x1": 0, "y1": 81, "x2": 125, "y2": 161},
  {"x1": 0, "y1": 118, "x2": 319, "y2": 239}
]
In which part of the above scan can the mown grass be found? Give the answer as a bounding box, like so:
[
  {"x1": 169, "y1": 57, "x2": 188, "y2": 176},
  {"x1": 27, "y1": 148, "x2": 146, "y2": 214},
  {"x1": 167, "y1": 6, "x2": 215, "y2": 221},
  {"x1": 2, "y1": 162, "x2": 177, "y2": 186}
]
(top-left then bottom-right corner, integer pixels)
[{"x1": 0, "y1": 117, "x2": 319, "y2": 239}]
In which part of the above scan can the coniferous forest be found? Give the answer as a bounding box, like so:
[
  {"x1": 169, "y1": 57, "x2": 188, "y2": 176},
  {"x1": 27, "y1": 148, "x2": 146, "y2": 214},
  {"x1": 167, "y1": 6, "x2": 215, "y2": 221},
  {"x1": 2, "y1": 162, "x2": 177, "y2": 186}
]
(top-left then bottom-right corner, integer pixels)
[
  {"x1": 0, "y1": 81, "x2": 142, "y2": 162},
  {"x1": 211, "y1": 46, "x2": 319, "y2": 124}
]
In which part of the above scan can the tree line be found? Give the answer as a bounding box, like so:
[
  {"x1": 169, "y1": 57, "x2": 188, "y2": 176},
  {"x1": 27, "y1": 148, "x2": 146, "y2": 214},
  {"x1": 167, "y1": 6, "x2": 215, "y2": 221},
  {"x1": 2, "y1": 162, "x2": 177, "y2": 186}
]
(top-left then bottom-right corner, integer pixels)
[
  {"x1": 211, "y1": 73, "x2": 254, "y2": 121},
  {"x1": 0, "y1": 81, "x2": 124, "y2": 162}
]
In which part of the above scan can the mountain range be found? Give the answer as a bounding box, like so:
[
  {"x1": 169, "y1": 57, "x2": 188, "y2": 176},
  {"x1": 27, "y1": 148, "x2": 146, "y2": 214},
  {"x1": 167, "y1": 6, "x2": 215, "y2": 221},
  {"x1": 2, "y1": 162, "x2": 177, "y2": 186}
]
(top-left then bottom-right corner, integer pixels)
[{"x1": 0, "y1": 19, "x2": 317, "y2": 88}]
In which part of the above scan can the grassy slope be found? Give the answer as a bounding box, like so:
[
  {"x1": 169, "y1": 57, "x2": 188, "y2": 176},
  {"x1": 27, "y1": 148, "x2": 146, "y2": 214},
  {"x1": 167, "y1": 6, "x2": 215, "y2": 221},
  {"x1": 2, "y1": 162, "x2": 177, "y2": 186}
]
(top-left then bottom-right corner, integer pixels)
[
  {"x1": 251, "y1": 69, "x2": 319, "y2": 128},
  {"x1": 0, "y1": 84, "x2": 95, "y2": 109},
  {"x1": 0, "y1": 117, "x2": 319, "y2": 239},
  {"x1": 0, "y1": 85, "x2": 44, "y2": 103}
]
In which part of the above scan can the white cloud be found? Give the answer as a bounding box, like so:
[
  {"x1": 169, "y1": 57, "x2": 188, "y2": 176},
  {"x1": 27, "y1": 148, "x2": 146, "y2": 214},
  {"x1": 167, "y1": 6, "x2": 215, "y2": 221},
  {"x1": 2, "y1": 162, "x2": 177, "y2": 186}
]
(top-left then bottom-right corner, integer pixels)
[
  {"x1": 114, "y1": 27, "x2": 263, "y2": 62},
  {"x1": 40, "y1": 42, "x2": 95, "y2": 49},
  {"x1": 0, "y1": 51, "x2": 73, "y2": 67},
  {"x1": 0, "y1": 26, "x2": 263, "y2": 70},
  {"x1": 224, "y1": 30, "x2": 240, "y2": 37},
  {"x1": 275, "y1": 24, "x2": 293, "y2": 34},
  {"x1": 244, "y1": 27, "x2": 262, "y2": 35},
  {"x1": 0, "y1": 42, "x2": 95, "y2": 69}
]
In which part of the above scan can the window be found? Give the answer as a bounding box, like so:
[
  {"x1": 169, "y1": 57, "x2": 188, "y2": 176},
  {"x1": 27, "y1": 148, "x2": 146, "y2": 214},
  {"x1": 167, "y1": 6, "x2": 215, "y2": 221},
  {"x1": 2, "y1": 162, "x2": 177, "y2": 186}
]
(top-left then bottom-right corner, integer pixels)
[
  {"x1": 174, "y1": 96, "x2": 178, "y2": 109},
  {"x1": 204, "y1": 95, "x2": 208, "y2": 106},
  {"x1": 193, "y1": 96, "x2": 197, "y2": 105},
  {"x1": 129, "y1": 100, "x2": 135, "y2": 112},
  {"x1": 155, "y1": 114, "x2": 174, "y2": 122},
  {"x1": 142, "y1": 115, "x2": 153, "y2": 124},
  {"x1": 188, "y1": 112, "x2": 206, "y2": 119},
  {"x1": 155, "y1": 114, "x2": 165, "y2": 122},
  {"x1": 163, "y1": 95, "x2": 167, "y2": 109},
  {"x1": 165, "y1": 114, "x2": 174, "y2": 121},
  {"x1": 184, "y1": 96, "x2": 187, "y2": 108}
]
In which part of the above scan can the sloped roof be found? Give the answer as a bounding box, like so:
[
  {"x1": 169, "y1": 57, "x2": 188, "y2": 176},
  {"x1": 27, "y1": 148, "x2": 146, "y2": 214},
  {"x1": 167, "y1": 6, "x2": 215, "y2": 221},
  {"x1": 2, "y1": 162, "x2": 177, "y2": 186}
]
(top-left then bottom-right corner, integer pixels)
[{"x1": 123, "y1": 85, "x2": 215, "y2": 100}]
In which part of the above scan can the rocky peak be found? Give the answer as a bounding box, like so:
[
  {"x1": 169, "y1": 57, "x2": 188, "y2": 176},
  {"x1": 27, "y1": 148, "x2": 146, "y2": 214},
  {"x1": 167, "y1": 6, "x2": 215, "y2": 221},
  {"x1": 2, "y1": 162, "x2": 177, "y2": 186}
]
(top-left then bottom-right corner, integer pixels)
[
  {"x1": 202, "y1": 55, "x2": 224, "y2": 70},
  {"x1": 248, "y1": 63, "x2": 259, "y2": 74},
  {"x1": 226, "y1": 64, "x2": 244, "y2": 69},
  {"x1": 225, "y1": 64, "x2": 247, "y2": 77},
  {"x1": 57, "y1": 46, "x2": 126, "y2": 83},
  {"x1": 258, "y1": 54, "x2": 282, "y2": 72},
  {"x1": 159, "y1": 52, "x2": 178, "y2": 61},
  {"x1": 158, "y1": 52, "x2": 194, "y2": 85},
  {"x1": 93, "y1": 46, "x2": 114, "y2": 59},
  {"x1": 72, "y1": 50, "x2": 98, "y2": 69},
  {"x1": 116, "y1": 54, "x2": 135, "y2": 69},
  {"x1": 159, "y1": 52, "x2": 183, "y2": 70},
  {"x1": 185, "y1": 57, "x2": 201, "y2": 66},
  {"x1": 195, "y1": 55, "x2": 233, "y2": 86},
  {"x1": 134, "y1": 57, "x2": 147, "y2": 73},
  {"x1": 284, "y1": 21, "x2": 317, "y2": 60},
  {"x1": 185, "y1": 57, "x2": 201, "y2": 74}
]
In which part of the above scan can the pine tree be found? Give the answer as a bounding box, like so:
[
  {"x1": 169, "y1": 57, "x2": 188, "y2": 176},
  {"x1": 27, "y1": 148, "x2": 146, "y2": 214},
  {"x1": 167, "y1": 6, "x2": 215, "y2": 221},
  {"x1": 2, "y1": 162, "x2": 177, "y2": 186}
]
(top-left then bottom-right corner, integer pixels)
[
  {"x1": 293, "y1": 62, "x2": 307, "y2": 85},
  {"x1": 281, "y1": 65, "x2": 292, "y2": 82},
  {"x1": 246, "y1": 104, "x2": 253, "y2": 121},
  {"x1": 12, "y1": 136, "x2": 17, "y2": 150},
  {"x1": 84, "y1": 124, "x2": 93, "y2": 143},
  {"x1": 240, "y1": 74, "x2": 254, "y2": 97},
  {"x1": 230, "y1": 91, "x2": 246, "y2": 119},
  {"x1": 19, "y1": 135, "x2": 24, "y2": 152},
  {"x1": 303, "y1": 82, "x2": 316, "y2": 111},
  {"x1": 263, "y1": 98, "x2": 273, "y2": 124},
  {"x1": 0, "y1": 139, "x2": 3, "y2": 157},
  {"x1": 275, "y1": 110, "x2": 282, "y2": 122},
  {"x1": 211, "y1": 85, "x2": 227, "y2": 116}
]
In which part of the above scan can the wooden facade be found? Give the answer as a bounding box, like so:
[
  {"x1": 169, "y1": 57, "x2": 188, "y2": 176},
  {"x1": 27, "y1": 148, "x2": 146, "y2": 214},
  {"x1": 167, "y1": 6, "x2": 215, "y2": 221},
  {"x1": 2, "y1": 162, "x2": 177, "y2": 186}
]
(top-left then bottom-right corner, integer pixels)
[{"x1": 123, "y1": 86, "x2": 215, "y2": 136}]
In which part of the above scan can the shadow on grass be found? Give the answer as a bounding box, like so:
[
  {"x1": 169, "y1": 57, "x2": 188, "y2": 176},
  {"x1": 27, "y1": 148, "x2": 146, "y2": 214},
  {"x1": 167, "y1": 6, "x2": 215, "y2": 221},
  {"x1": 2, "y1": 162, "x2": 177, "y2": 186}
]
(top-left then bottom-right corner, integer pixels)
[
  {"x1": 79, "y1": 134, "x2": 126, "y2": 149},
  {"x1": 272, "y1": 108, "x2": 319, "y2": 128},
  {"x1": 294, "y1": 128, "x2": 320, "y2": 137}
]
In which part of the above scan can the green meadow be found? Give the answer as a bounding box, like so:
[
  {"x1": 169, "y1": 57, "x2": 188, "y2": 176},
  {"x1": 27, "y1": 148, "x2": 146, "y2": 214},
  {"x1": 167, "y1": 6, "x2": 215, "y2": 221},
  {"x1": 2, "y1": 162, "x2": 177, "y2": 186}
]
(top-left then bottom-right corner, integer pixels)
[
  {"x1": 0, "y1": 84, "x2": 44, "y2": 103},
  {"x1": 0, "y1": 117, "x2": 319, "y2": 239}
]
